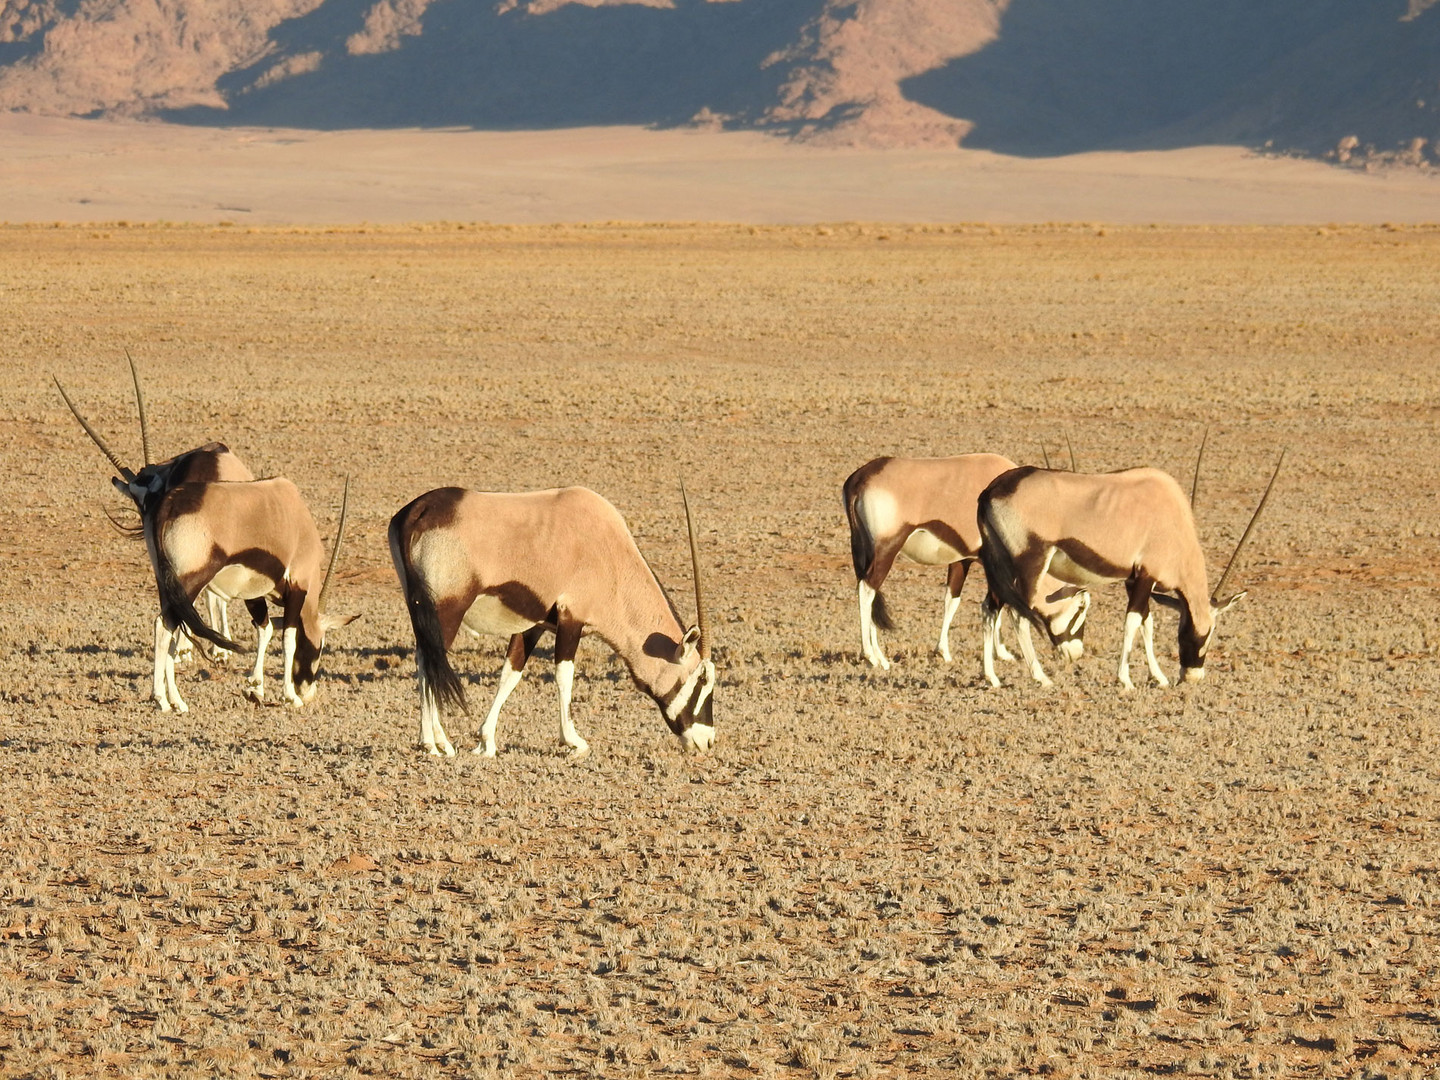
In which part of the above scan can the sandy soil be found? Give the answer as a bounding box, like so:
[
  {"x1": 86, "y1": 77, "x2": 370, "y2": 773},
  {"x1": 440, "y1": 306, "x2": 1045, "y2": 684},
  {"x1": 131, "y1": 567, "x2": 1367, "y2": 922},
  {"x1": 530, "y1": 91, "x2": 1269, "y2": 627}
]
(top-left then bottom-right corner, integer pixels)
[
  {"x1": 2, "y1": 223, "x2": 1439, "y2": 1077},
  {"x1": 3, "y1": 116, "x2": 1440, "y2": 225}
]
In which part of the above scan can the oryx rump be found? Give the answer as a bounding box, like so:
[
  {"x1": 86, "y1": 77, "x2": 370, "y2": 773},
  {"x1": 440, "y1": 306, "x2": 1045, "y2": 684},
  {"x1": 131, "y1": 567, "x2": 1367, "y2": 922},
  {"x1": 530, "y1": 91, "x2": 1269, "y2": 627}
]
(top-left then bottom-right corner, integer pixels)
[{"x1": 389, "y1": 485, "x2": 715, "y2": 760}]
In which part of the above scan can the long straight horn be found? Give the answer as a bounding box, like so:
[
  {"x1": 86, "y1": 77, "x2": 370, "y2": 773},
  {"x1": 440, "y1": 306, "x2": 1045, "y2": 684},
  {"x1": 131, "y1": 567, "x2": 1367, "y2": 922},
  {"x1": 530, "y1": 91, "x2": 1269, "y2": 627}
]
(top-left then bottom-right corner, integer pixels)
[
  {"x1": 318, "y1": 476, "x2": 351, "y2": 615},
  {"x1": 1210, "y1": 449, "x2": 1285, "y2": 605},
  {"x1": 1065, "y1": 433, "x2": 1077, "y2": 472},
  {"x1": 53, "y1": 376, "x2": 134, "y2": 482},
  {"x1": 1040, "y1": 443, "x2": 1051, "y2": 470},
  {"x1": 681, "y1": 481, "x2": 710, "y2": 660},
  {"x1": 1190, "y1": 425, "x2": 1209, "y2": 508},
  {"x1": 125, "y1": 348, "x2": 153, "y2": 466}
]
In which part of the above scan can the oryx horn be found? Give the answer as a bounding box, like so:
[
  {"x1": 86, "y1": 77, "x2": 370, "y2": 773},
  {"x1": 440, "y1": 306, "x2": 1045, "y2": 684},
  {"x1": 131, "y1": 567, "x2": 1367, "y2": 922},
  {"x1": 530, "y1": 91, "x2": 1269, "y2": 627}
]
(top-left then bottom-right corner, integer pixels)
[
  {"x1": 53, "y1": 375, "x2": 135, "y2": 482},
  {"x1": 126, "y1": 348, "x2": 153, "y2": 466},
  {"x1": 1210, "y1": 448, "x2": 1285, "y2": 605},
  {"x1": 1066, "y1": 433, "x2": 1077, "y2": 472},
  {"x1": 681, "y1": 480, "x2": 710, "y2": 660},
  {"x1": 1040, "y1": 443, "x2": 1052, "y2": 470},
  {"x1": 1190, "y1": 425, "x2": 1209, "y2": 509},
  {"x1": 318, "y1": 475, "x2": 351, "y2": 614}
]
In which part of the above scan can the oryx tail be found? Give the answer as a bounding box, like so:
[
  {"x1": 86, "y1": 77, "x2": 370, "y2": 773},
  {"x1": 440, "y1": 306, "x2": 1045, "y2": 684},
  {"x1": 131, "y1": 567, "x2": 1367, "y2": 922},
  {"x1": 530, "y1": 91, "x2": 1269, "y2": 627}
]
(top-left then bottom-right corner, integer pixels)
[
  {"x1": 841, "y1": 472, "x2": 895, "y2": 631},
  {"x1": 388, "y1": 504, "x2": 468, "y2": 716},
  {"x1": 976, "y1": 479, "x2": 1049, "y2": 640},
  {"x1": 150, "y1": 525, "x2": 241, "y2": 654}
]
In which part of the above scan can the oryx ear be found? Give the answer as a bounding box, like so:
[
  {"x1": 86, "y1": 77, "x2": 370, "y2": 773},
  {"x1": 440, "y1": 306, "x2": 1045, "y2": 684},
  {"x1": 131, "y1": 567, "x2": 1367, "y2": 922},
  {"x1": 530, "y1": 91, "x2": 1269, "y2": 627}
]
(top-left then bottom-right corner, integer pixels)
[
  {"x1": 1213, "y1": 591, "x2": 1247, "y2": 616},
  {"x1": 673, "y1": 625, "x2": 701, "y2": 662},
  {"x1": 1151, "y1": 592, "x2": 1184, "y2": 611},
  {"x1": 321, "y1": 612, "x2": 361, "y2": 633}
]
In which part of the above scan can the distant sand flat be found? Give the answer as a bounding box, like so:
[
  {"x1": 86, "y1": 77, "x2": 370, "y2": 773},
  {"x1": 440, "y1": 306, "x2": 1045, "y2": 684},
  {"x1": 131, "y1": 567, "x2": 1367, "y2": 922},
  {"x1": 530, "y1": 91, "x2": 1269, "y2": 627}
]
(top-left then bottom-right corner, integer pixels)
[{"x1": 2, "y1": 115, "x2": 1438, "y2": 225}]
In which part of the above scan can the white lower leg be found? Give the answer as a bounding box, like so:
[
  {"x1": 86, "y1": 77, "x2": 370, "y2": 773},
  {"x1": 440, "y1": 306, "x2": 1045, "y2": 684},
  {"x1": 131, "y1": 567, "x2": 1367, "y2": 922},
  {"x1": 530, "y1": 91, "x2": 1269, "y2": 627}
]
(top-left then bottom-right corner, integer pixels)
[
  {"x1": 1142, "y1": 610, "x2": 1170, "y2": 686},
  {"x1": 281, "y1": 627, "x2": 303, "y2": 707},
  {"x1": 981, "y1": 606, "x2": 1001, "y2": 687},
  {"x1": 474, "y1": 661, "x2": 524, "y2": 757},
  {"x1": 244, "y1": 619, "x2": 274, "y2": 701},
  {"x1": 555, "y1": 659, "x2": 589, "y2": 758},
  {"x1": 1018, "y1": 620, "x2": 1051, "y2": 686},
  {"x1": 1118, "y1": 611, "x2": 1142, "y2": 690},
  {"x1": 419, "y1": 687, "x2": 455, "y2": 756},
  {"x1": 936, "y1": 592, "x2": 962, "y2": 662},
  {"x1": 857, "y1": 581, "x2": 883, "y2": 667},
  {"x1": 153, "y1": 617, "x2": 172, "y2": 710},
  {"x1": 995, "y1": 610, "x2": 1017, "y2": 662},
  {"x1": 164, "y1": 627, "x2": 187, "y2": 712}
]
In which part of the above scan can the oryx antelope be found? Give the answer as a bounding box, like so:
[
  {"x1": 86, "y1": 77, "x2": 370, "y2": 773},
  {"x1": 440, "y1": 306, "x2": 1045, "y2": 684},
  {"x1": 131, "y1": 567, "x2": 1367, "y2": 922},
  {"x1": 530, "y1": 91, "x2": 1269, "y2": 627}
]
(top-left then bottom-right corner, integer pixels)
[
  {"x1": 146, "y1": 476, "x2": 356, "y2": 712},
  {"x1": 843, "y1": 454, "x2": 1089, "y2": 674},
  {"x1": 388, "y1": 485, "x2": 715, "y2": 760},
  {"x1": 54, "y1": 359, "x2": 254, "y2": 656},
  {"x1": 977, "y1": 450, "x2": 1283, "y2": 689}
]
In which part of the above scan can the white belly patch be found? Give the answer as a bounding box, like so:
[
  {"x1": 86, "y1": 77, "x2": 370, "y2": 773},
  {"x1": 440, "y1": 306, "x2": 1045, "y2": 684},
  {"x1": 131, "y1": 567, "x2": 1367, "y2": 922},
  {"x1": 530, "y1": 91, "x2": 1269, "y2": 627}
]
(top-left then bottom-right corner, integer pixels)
[
  {"x1": 1047, "y1": 549, "x2": 1118, "y2": 587},
  {"x1": 208, "y1": 562, "x2": 278, "y2": 602},
  {"x1": 902, "y1": 528, "x2": 963, "y2": 566},
  {"x1": 462, "y1": 593, "x2": 539, "y2": 638}
]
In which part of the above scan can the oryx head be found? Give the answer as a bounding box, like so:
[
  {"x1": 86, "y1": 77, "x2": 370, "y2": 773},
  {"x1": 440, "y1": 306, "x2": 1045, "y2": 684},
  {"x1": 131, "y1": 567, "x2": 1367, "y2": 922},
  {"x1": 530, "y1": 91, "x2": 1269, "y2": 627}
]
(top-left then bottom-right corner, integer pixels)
[
  {"x1": 292, "y1": 478, "x2": 360, "y2": 704},
  {"x1": 1161, "y1": 445, "x2": 1284, "y2": 682},
  {"x1": 659, "y1": 483, "x2": 715, "y2": 753}
]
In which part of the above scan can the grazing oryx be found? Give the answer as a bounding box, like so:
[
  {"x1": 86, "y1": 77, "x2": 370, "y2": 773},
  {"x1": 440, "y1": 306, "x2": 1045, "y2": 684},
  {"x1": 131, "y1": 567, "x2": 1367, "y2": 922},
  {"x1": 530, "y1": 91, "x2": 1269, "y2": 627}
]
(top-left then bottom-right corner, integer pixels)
[
  {"x1": 146, "y1": 476, "x2": 356, "y2": 712},
  {"x1": 977, "y1": 449, "x2": 1283, "y2": 689},
  {"x1": 843, "y1": 454, "x2": 1088, "y2": 674},
  {"x1": 388, "y1": 485, "x2": 715, "y2": 760},
  {"x1": 54, "y1": 359, "x2": 254, "y2": 656}
]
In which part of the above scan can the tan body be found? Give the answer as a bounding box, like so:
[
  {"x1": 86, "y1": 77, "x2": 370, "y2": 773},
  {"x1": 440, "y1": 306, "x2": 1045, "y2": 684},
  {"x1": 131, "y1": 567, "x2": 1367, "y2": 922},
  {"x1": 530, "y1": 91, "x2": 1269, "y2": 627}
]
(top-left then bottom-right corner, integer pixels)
[
  {"x1": 389, "y1": 486, "x2": 715, "y2": 759},
  {"x1": 147, "y1": 477, "x2": 353, "y2": 712},
  {"x1": 978, "y1": 466, "x2": 1246, "y2": 688},
  {"x1": 842, "y1": 454, "x2": 1087, "y2": 678}
]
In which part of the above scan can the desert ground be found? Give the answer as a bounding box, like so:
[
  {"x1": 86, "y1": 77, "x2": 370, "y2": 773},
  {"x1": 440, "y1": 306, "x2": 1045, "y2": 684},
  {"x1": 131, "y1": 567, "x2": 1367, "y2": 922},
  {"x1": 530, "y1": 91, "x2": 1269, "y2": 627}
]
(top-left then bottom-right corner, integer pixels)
[
  {"x1": 1, "y1": 222, "x2": 1438, "y2": 1078},
  {"x1": 4, "y1": 117, "x2": 1440, "y2": 226}
]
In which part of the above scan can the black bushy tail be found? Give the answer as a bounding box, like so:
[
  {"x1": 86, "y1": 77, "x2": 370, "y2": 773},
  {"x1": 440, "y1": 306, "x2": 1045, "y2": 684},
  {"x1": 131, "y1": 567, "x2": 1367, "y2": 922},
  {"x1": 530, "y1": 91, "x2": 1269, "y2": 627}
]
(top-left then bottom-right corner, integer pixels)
[
  {"x1": 975, "y1": 494, "x2": 1045, "y2": 637},
  {"x1": 842, "y1": 473, "x2": 895, "y2": 631},
  {"x1": 155, "y1": 547, "x2": 241, "y2": 653},
  {"x1": 388, "y1": 508, "x2": 468, "y2": 715}
]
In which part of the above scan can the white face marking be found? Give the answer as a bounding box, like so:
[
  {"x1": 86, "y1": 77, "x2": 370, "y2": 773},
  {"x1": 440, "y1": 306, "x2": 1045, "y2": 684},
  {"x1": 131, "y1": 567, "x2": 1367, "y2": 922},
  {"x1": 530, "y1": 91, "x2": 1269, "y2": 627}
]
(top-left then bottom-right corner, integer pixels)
[
  {"x1": 665, "y1": 655, "x2": 708, "y2": 722},
  {"x1": 461, "y1": 593, "x2": 539, "y2": 638},
  {"x1": 681, "y1": 722, "x2": 715, "y2": 754},
  {"x1": 900, "y1": 528, "x2": 963, "y2": 566},
  {"x1": 1183, "y1": 666, "x2": 1206, "y2": 683}
]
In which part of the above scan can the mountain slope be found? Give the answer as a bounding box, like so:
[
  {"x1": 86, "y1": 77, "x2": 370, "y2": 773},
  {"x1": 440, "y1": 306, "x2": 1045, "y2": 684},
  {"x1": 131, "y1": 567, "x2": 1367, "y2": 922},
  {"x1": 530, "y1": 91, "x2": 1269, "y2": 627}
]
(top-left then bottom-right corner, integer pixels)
[{"x1": 0, "y1": 0, "x2": 1436, "y2": 162}]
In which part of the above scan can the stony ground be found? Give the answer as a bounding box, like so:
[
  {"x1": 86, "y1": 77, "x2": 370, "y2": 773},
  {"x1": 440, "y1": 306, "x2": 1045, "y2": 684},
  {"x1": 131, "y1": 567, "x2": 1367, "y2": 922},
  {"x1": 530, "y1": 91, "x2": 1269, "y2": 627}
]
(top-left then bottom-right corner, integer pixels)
[{"x1": 1, "y1": 223, "x2": 1438, "y2": 1078}]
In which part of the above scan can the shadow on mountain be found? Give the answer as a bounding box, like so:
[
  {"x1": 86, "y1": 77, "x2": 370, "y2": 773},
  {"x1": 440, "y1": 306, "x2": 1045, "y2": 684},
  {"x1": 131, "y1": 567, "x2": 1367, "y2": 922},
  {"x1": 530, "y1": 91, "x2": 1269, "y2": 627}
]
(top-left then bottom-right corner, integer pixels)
[
  {"x1": 164, "y1": 0, "x2": 820, "y2": 130},
  {"x1": 902, "y1": 0, "x2": 1440, "y2": 157}
]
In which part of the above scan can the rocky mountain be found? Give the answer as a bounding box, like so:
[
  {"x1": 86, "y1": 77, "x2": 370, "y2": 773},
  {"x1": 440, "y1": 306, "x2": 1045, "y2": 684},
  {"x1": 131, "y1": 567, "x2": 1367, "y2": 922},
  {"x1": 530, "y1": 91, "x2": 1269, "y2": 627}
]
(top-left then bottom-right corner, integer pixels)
[{"x1": 1, "y1": 0, "x2": 1436, "y2": 162}]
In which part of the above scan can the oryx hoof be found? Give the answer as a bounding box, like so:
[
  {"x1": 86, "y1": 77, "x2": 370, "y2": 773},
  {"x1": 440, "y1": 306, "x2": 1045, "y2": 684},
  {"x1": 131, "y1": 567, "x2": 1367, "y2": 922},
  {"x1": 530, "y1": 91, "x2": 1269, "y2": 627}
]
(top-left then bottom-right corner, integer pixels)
[
  {"x1": 936, "y1": 647, "x2": 953, "y2": 663},
  {"x1": 242, "y1": 684, "x2": 264, "y2": 704},
  {"x1": 995, "y1": 644, "x2": 1016, "y2": 662},
  {"x1": 1153, "y1": 675, "x2": 1171, "y2": 689},
  {"x1": 471, "y1": 745, "x2": 496, "y2": 759},
  {"x1": 565, "y1": 744, "x2": 591, "y2": 763}
]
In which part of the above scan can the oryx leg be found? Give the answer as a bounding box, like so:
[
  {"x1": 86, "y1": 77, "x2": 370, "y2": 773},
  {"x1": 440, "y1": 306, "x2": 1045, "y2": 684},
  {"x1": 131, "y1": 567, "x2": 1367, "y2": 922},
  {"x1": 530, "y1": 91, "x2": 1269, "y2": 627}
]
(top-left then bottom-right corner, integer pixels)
[
  {"x1": 1119, "y1": 576, "x2": 1158, "y2": 690},
  {"x1": 1141, "y1": 609, "x2": 1170, "y2": 687},
  {"x1": 981, "y1": 595, "x2": 1003, "y2": 686},
  {"x1": 475, "y1": 626, "x2": 546, "y2": 758},
  {"x1": 201, "y1": 588, "x2": 231, "y2": 663},
  {"x1": 1014, "y1": 618, "x2": 1051, "y2": 686},
  {"x1": 279, "y1": 589, "x2": 307, "y2": 707},
  {"x1": 553, "y1": 619, "x2": 589, "y2": 760},
  {"x1": 153, "y1": 616, "x2": 188, "y2": 712},
  {"x1": 857, "y1": 542, "x2": 902, "y2": 670},
  {"x1": 936, "y1": 559, "x2": 970, "y2": 663},
  {"x1": 242, "y1": 599, "x2": 273, "y2": 702}
]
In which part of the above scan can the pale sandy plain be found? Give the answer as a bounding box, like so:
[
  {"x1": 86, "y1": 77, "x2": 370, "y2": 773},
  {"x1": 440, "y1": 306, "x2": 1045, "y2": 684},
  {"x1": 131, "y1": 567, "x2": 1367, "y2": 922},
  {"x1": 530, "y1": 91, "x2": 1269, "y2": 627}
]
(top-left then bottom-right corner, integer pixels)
[
  {"x1": 3, "y1": 115, "x2": 1440, "y2": 225},
  {"x1": 1, "y1": 221, "x2": 1438, "y2": 1077}
]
